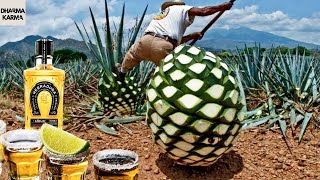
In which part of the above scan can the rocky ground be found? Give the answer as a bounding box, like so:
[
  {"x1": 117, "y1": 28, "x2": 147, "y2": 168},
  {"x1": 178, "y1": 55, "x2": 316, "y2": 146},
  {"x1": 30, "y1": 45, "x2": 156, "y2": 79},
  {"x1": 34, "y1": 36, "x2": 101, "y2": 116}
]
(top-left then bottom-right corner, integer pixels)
[{"x1": 0, "y1": 94, "x2": 319, "y2": 180}]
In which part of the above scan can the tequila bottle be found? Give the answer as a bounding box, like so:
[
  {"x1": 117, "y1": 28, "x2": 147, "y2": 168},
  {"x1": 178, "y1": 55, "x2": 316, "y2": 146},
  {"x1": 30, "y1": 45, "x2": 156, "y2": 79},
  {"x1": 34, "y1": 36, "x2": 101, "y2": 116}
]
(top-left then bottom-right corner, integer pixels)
[{"x1": 24, "y1": 39, "x2": 65, "y2": 129}]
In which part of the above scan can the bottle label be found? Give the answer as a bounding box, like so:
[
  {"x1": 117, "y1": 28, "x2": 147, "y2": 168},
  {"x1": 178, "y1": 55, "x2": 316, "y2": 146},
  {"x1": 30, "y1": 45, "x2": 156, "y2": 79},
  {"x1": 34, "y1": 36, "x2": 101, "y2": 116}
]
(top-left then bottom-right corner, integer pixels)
[
  {"x1": 30, "y1": 81, "x2": 59, "y2": 115},
  {"x1": 31, "y1": 119, "x2": 58, "y2": 128}
]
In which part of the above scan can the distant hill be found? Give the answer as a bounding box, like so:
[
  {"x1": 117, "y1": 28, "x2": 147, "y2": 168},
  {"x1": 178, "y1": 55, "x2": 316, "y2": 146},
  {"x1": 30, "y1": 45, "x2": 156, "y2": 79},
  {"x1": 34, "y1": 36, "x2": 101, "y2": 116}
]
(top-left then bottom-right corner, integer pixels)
[
  {"x1": 197, "y1": 27, "x2": 320, "y2": 50},
  {"x1": 0, "y1": 35, "x2": 91, "y2": 66},
  {"x1": 0, "y1": 27, "x2": 319, "y2": 66}
]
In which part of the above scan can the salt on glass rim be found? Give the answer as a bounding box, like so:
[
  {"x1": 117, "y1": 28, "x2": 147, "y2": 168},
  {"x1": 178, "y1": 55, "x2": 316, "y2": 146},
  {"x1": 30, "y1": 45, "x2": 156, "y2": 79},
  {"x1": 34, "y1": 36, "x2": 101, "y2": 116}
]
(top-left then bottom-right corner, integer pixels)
[
  {"x1": 93, "y1": 149, "x2": 139, "y2": 172},
  {"x1": 1, "y1": 129, "x2": 42, "y2": 151},
  {"x1": 43, "y1": 147, "x2": 90, "y2": 161},
  {"x1": 0, "y1": 120, "x2": 6, "y2": 134}
]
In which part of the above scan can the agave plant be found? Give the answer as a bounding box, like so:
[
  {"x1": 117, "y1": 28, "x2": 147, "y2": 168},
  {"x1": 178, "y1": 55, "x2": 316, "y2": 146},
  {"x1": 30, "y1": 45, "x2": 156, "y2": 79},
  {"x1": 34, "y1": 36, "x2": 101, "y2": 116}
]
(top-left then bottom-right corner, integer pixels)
[
  {"x1": 75, "y1": 0, "x2": 154, "y2": 115},
  {"x1": 266, "y1": 50, "x2": 319, "y2": 104},
  {"x1": 0, "y1": 68, "x2": 12, "y2": 92},
  {"x1": 8, "y1": 57, "x2": 60, "y2": 91},
  {"x1": 8, "y1": 58, "x2": 33, "y2": 91},
  {"x1": 240, "y1": 48, "x2": 320, "y2": 142},
  {"x1": 64, "y1": 59, "x2": 99, "y2": 92},
  {"x1": 228, "y1": 44, "x2": 277, "y2": 91}
]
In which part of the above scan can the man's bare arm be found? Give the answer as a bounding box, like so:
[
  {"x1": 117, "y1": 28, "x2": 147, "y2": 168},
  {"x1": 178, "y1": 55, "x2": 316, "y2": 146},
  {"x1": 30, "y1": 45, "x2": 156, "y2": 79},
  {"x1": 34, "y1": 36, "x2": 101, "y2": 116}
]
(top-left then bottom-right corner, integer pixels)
[
  {"x1": 181, "y1": 32, "x2": 203, "y2": 44},
  {"x1": 188, "y1": 2, "x2": 233, "y2": 17}
]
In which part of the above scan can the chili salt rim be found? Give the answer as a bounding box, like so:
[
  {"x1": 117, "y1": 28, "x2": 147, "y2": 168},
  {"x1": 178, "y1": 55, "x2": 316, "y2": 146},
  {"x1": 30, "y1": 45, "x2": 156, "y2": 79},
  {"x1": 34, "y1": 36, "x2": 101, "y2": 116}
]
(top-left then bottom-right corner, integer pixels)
[
  {"x1": 43, "y1": 147, "x2": 90, "y2": 161},
  {"x1": 93, "y1": 149, "x2": 139, "y2": 171},
  {"x1": 1, "y1": 129, "x2": 42, "y2": 151}
]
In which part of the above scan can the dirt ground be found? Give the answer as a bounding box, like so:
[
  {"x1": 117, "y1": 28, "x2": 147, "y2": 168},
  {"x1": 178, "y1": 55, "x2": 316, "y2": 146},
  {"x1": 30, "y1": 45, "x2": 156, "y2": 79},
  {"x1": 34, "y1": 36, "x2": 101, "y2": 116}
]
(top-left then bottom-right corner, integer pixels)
[{"x1": 0, "y1": 96, "x2": 320, "y2": 180}]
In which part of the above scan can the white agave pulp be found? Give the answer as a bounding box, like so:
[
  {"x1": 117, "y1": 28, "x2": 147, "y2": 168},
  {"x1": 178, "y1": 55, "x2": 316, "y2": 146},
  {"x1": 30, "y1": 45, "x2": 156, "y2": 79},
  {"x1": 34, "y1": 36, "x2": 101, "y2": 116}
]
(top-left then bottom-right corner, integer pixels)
[
  {"x1": 185, "y1": 79, "x2": 204, "y2": 92},
  {"x1": 189, "y1": 63, "x2": 206, "y2": 74},
  {"x1": 147, "y1": 45, "x2": 242, "y2": 166},
  {"x1": 177, "y1": 94, "x2": 202, "y2": 110}
]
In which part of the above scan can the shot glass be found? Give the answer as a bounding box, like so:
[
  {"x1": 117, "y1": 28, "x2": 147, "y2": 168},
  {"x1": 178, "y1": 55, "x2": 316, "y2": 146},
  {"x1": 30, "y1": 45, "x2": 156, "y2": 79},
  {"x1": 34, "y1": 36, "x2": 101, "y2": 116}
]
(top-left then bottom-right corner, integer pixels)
[
  {"x1": 0, "y1": 120, "x2": 6, "y2": 176},
  {"x1": 93, "y1": 149, "x2": 139, "y2": 180},
  {"x1": 44, "y1": 147, "x2": 89, "y2": 180},
  {"x1": 1, "y1": 129, "x2": 43, "y2": 180}
]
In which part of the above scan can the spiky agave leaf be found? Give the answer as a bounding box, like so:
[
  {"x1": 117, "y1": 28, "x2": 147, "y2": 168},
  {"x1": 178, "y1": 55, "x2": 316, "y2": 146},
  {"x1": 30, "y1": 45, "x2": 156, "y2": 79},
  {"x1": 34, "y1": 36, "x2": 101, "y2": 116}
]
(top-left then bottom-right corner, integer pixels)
[
  {"x1": 239, "y1": 47, "x2": 320, "y2": 142},
  {"x1": 64, "y1": 59, "x2": 99, "y2": 91},
  {"x1": 76, "y1": 1, "x2": 153, "y2": 115},
  {"x1": 229, "y1": 44, "x2": 276, "y2": 90},
  {"x1": 265, "y1": 49, "x2": 319, "y2": 103},
  {"x1": 0, "y1": 68, "x2": 12, "y2": 92},
  {"x1": 8, "y1": 57, "x2": 61, "y2": 91}
]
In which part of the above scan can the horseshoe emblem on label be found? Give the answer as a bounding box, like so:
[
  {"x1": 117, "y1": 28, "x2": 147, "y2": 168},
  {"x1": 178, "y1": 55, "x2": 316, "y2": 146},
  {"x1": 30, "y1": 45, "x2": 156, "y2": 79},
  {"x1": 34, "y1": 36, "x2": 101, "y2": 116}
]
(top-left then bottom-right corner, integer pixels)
[{"x1": 30, "y1": 81, "x2": 59, "y2": 115}]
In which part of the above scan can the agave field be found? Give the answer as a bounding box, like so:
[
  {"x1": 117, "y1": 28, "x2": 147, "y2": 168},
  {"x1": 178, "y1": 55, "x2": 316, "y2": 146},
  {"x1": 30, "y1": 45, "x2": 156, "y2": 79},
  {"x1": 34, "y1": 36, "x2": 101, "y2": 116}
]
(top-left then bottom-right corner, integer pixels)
[{"x1": 1, "y1": 1, "x2": 320, "y2": 179}]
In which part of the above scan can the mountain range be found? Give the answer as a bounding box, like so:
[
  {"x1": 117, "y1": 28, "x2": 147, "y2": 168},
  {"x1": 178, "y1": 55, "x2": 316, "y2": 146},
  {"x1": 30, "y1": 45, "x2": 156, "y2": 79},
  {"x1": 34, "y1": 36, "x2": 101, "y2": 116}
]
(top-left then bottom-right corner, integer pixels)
[
  {"x1": 0, "y1": 35, "x2": 90, "y2": 65},
  {"x1": 0, "y1": 27, "x2": 318, "y2": 64},
  {"x1": 197, "y1": 27, "x2": 319, "y2": 50}
]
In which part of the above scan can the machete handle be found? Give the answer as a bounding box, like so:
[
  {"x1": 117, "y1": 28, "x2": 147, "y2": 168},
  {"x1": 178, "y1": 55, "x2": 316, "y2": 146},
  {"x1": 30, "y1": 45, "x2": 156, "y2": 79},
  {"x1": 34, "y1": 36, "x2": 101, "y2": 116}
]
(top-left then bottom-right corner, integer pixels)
[{"x1": 189, "y1": 0, "x2": 236, "y2": 46}]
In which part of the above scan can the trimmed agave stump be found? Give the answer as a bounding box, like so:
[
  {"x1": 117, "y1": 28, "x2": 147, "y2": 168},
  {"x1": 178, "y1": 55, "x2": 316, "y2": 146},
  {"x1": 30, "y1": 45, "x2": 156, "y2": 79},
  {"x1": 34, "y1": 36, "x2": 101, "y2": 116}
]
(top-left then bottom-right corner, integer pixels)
[
  {"x1": 147, "y1": 45, "x2": 245, "y2": 166},
  {"x1": 99, "y1": 72, "x2": 144, "y2": 115}
]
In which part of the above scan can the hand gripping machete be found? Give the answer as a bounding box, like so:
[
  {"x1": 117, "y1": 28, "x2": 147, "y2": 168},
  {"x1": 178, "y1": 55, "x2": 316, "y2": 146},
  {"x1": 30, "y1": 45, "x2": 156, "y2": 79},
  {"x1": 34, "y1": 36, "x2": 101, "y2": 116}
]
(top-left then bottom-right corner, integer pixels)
[{"x1": 189, "y1": 0, "x2": 236, "y2": 46}]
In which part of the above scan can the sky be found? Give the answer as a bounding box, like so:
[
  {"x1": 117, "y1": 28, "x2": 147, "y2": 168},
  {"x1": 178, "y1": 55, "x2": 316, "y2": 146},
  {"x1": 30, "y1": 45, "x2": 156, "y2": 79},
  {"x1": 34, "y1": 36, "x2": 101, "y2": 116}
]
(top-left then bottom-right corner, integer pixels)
[{"x1": 0, "y1": 0, "x2": 319, "y2": 46}]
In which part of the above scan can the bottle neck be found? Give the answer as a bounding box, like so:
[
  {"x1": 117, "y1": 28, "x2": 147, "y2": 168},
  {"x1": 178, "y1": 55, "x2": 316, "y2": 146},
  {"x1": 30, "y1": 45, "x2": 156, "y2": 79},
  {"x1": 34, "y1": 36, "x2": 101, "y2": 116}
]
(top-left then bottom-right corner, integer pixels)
[{"x1": 35, "y1": 55, "x2": 53, "y2": 70}]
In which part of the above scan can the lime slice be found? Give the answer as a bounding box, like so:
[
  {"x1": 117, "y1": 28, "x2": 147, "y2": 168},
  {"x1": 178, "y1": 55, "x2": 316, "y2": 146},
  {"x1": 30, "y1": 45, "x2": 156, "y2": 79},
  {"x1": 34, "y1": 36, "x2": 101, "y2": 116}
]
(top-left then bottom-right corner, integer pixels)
[{"x1": 40, "y1": 124, "x2": 90, "y2": 155}]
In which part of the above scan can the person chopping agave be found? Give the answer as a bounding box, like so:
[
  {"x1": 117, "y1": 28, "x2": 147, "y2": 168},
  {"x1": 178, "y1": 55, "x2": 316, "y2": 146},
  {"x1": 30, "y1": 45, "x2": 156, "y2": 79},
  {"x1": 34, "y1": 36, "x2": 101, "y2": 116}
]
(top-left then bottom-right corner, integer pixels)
[{"x1": 116, "y1": 0, "x2": 234, "y2": 80}]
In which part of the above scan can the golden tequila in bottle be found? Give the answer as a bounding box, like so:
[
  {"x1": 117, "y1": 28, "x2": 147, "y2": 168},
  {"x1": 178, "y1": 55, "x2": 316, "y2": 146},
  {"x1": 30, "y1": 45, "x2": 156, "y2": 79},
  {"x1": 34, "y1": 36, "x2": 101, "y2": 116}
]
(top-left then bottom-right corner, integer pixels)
[
  {"x1": 0, "y1": 120, "x2": 6, "y2": 176},
  {"x1": 24, "y1": 39, "x2": 65, "y2": 129},
  {"x1": 93, "y1": 149, "x2": 139, "y2": 180},
  {"x1": 44, "y1": 148, "x2": 89, "y2": 180},
  {"x1": 1, "y1": 129, "x2": 43, "y2": 180}
]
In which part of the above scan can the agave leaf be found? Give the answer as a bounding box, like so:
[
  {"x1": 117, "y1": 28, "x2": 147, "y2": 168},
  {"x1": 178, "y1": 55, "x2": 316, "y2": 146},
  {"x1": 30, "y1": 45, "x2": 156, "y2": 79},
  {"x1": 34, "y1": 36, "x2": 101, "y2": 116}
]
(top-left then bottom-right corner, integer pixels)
[
  {"x1": 94, "y1": 122, "x2": 118, "y2": 136},
  {"x1": 278, "y1": 119, "x2": 287, "y2": 138},
  {"x1": 265, "y1": 83, "x2": 276, "y2": 116},
  {"x1": 241, "y1": 116, "x2": 270, "y2": 129},
  {"x1": 252, "y1": 45, "x2": 258, "y2": 82},
  {"x1": 0, "y1": 68, "x2": 12, "y2": 92},
  {"x1": 127, "y1": 5, "x2": 148, "y2": 51},
  {"x1": 299, "y1": 53, "x2": 307, "y2": 85},
  {"x1": 81, "y1": 22, "x2": 101, "y2": 62},
  {"x1": 312, "y1": 74, "x2": 318, "y2": 102},
  {"x1": 235, "y1": 67, "x2": 247, "y2": 112},
  {"x1": 77, "y1": 90, "x2": 101, "y2": 107},
  {"x1": 15, "y1": 115, "x2": 25, "y2": 122},
  {"x1": 101, "y1": 116, "x2": 144, "y2": 124},
  {"x1": 89, "y1": 8, "x2": 107, "y2": 66},
  {"x1": 90, "y1": 104, "x2": 97, "y2": 113},
  {"x1": 302, "y1": 69, "x2": 314, "y2": 93},
  {"x1": 279, "y1": 53, "x2": 290, "y2": 84},
  {"x1": 115, "y1": 4, "x2": 125, "y2": 64},
  {"x1": 289, "y1": 109, "x2": 296, "y2": 126},
  {"x1": 75, "y1": 22, "x2": 99, "y2": 61},
  {"x1": 298, "y1": 112, "x2": 312, "y2": 143},
  {"x1": 300, "y1": 61, "x2": 314, "y2": 92},
  {"x1": 104, "y1": 0, "x2": 115, "y2": 69},
  {"x1": 268, "y1": 117, "x2": 280, "y2": 125}
]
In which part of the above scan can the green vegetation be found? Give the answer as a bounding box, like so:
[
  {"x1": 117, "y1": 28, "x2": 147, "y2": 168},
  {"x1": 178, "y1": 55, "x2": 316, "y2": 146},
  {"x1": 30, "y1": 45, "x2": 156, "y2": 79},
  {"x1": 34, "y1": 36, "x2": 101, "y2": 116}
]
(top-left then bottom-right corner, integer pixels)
[
  {"x1": 75, "y1": 0, "x2": 154, "y2": 115},
  {"x1": 147, "y1": 44, "x2": 244, "y2": 166},
  {"x1": 53, "y1": 49, "x2": 87, "y2": 63},
  {"x1": 40, "y1": 124, "x2": 90, "y2": 155},
  {"x1": 227, "y1": 45, "x2": 320, "y2": 142}
]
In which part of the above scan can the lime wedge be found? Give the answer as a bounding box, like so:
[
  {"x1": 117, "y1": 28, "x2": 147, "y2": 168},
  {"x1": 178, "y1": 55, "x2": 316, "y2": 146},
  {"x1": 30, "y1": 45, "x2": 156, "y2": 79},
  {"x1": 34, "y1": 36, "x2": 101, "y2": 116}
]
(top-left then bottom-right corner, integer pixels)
[{"x1": 40, "y1": 124, "x2": 90, "y2": 155}]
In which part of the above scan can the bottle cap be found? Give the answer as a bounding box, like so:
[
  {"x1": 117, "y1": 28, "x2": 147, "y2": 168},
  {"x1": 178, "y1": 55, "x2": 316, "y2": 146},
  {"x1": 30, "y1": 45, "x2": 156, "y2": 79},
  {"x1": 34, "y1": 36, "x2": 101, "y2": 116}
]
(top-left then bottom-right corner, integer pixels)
[{"x1": 35, "y1": 39, "x2": 53, "y2": 64}]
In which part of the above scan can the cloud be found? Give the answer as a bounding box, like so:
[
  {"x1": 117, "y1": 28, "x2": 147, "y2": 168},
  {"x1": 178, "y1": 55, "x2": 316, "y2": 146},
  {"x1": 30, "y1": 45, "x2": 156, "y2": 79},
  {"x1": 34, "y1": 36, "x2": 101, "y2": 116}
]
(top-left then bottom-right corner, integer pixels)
[
  {"x1": 186, "y1": 5, "x2": 320, "y2": 45},
  {"x1": 0, "y1": 2, "x2": 319, "y2": 46},
  {"x1": 0, "y1": 0, "x2": 120, "y2": 45}
]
